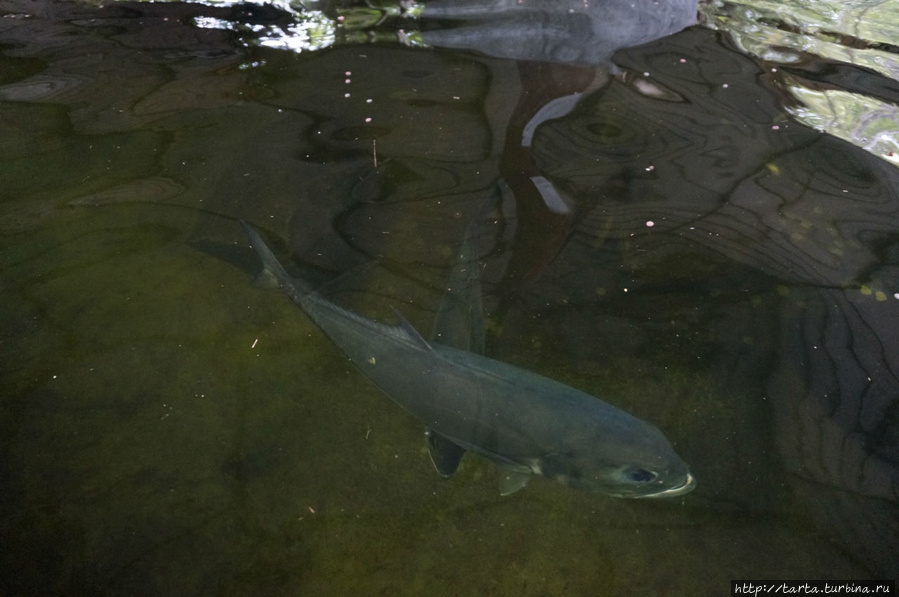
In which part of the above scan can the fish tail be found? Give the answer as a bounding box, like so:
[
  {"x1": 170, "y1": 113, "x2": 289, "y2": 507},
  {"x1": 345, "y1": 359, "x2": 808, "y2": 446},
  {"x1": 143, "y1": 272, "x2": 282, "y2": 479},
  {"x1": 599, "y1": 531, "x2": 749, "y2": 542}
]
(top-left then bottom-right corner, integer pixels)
[{"x1": 240, "y1": 221, "x2": 313, "y2": 297}]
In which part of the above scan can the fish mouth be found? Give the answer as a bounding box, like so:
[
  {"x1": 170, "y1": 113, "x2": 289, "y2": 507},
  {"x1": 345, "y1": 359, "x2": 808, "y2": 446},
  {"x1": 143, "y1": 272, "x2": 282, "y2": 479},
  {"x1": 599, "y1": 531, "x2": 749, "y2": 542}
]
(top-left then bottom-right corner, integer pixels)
[{"x1": 635, "y1": 472, "x2": 696, "y2": 499}]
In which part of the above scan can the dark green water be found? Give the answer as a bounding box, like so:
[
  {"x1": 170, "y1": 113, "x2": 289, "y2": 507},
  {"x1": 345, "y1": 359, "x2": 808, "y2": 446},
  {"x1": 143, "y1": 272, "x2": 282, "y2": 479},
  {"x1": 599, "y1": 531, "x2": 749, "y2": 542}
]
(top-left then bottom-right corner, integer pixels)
[{"x1": 1, "y1": 1, "x2": 897, "y2": 595}]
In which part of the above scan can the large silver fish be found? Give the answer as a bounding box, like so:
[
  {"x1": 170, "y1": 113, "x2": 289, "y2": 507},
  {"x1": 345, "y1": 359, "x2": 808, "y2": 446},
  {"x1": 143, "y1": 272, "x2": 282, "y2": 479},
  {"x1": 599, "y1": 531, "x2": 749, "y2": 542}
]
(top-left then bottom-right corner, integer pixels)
[{"x1": 242, "y1": 221, "x2": 694, "y2": 498}]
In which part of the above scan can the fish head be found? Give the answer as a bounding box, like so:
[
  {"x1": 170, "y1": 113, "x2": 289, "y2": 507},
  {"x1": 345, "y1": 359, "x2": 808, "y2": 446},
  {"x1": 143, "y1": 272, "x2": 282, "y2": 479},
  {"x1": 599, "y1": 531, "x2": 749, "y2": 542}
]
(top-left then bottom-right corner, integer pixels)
[{"x1": 537, "y1": 420, "x2": 695, "y2": 498}]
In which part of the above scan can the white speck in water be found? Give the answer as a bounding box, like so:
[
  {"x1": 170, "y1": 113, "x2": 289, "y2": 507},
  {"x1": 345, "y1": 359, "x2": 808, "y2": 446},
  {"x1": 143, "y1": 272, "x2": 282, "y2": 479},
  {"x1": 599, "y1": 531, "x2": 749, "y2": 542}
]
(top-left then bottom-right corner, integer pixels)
[{"x1": 646, "y1": 221, "x2": 654, "y2": 227}]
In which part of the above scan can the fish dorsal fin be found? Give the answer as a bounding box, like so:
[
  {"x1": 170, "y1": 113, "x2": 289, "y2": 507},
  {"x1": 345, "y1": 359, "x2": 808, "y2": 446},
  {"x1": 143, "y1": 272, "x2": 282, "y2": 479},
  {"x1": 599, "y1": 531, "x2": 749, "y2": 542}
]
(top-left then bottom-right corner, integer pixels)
[
  {"x1": 252, "y1": 268, "x2": 281, "y2": 290},
  {"x1": 499, "y1": 469, "x2": 531, "y2": 496},
  {"x1": 390, "y1": 307, "x2": 432, "y2": 351},
  {"x1": 426, "y1": 428, "x2": 466, "y2": 478}
]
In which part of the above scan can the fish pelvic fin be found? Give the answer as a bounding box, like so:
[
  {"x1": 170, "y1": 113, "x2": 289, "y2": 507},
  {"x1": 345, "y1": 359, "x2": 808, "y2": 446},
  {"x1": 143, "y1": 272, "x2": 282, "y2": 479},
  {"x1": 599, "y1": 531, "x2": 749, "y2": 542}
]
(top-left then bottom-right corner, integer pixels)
[{"x1": 426, "y1": 428, "x2": 466, "y2": 478}]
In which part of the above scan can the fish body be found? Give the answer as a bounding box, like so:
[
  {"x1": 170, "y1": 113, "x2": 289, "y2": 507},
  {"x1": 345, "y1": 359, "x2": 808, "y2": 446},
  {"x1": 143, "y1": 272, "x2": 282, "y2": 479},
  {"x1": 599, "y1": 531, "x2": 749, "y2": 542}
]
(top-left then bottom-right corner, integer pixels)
[{"x1": 243, "y1": 222, "x2": 694, "y2": 498}]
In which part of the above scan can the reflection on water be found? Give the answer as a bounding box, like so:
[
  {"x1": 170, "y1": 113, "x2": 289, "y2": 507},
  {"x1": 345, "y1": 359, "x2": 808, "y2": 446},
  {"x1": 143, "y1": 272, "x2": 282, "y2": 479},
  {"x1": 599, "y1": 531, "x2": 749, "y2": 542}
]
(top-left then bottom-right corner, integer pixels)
[
  {"x1": 1, "y1": 0, "x2": 897, "y2": 594},
  {"x1": 699, "y1": 0, "x2": 899, "y2": 164},
  {"x1": 532, "y1": 24, "x2": 899, "y2": 577}
]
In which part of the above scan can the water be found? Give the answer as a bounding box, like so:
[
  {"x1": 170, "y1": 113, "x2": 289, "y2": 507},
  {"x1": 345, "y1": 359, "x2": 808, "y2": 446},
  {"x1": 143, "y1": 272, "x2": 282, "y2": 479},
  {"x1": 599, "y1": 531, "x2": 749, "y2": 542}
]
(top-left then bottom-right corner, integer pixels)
[{"x1": 1, "y1": 0, "x2": 897, "y2": 594}]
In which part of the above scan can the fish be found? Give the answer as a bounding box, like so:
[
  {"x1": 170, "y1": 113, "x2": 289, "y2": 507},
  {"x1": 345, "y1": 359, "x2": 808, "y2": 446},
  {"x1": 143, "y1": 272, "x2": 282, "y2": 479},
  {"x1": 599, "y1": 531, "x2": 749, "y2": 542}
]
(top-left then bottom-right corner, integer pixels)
[{"x1": 241, "y1": 221, "x2": 694, "y2": 498}]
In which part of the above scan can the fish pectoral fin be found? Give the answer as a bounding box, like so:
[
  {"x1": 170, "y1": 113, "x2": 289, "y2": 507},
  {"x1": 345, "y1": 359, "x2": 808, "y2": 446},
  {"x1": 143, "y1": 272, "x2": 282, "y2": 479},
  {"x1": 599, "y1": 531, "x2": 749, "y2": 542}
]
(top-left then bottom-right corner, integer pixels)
[
  {"x1": 498, "y1": 469, "x2": 531, "y2": 496},
  {"x1": 426, "y1": 429, "x2": 466, "y2": 478},
  {"x1": 390, "y1": 307, "x2": 432, "y2": 351}
]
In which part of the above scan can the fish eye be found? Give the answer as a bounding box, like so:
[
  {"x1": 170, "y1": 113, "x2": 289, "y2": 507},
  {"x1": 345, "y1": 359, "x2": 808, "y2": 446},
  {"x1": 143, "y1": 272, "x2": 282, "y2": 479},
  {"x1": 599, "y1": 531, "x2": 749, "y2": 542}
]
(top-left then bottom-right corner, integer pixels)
[{"x1": 625, "y1": 467, "x2": 658, "y2": 483}]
